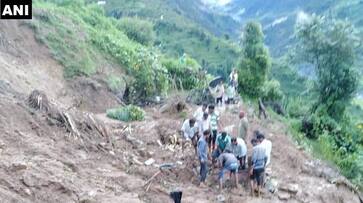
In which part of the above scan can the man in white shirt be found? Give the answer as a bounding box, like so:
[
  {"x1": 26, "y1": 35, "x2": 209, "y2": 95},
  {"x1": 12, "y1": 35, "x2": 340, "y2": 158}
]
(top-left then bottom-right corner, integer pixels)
[
  {"x1": 229, "y1": 68, "x2": 238, "y2": 90},
  {"x1": 198, "y1": 112, "x2": 210, "y2": 138},
  {"x1": 193, "y1": 103, "x2": 208, "y2": 122},
  {"x1": 226, "y1": 137, "x2": 247, "y2": 170},
  {"x1": 181, "y1": 118, "x2": 197, "y2": 141},
  {"x1": 257, "y1": 132, "x2": 272, "y2": 166}
]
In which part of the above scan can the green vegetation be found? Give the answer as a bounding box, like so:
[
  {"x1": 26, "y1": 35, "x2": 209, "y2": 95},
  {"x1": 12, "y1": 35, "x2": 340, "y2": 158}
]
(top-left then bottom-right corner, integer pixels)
[
  {"x1": 296, "y1": 15, "x2": 359, "y2": 121},
  {"x1": 286, "y1": 14, "x2": 363, "y2": 188},
  {"x1": 107, "y1": 75, "x2": 125, "y2": 93},
  {"x1": 161, "y1": 57, "x2": 204, "y2": 90},
  {"x1": 117, "y1": 17, "x2": 155, "y2": 46},
  {"x1": 238, "y1": 22, "x2": 271, "y2": 99},
  {"x1": 102, "y1": 0, "x2": 239, "y2": 79},
  {"x1": 30, "y1": 0, "x2": 211, "y2": 102},
  {"x1": 261, "y1": 79, "x2": 283, "y2": 102},
  {"x1": 107, "y1": 105, "x2": 145, "y2": 122}
]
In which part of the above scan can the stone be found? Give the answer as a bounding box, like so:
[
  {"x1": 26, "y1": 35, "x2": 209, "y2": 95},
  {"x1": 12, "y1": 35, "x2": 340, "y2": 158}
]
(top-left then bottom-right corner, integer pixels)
[
  {"x1": 23, "y1": 188, "x2": 32, "y2": 196},
  {"x1": 278, "y1": 191, "x2": 291, "y2": 200},
  {"x1": 144, "y1": 158, "x2": 155, "y2": 166},
  {"x1": 216, "y1": 194, "x2": 225, "y2": 202},
  {"x1": 266, "y1": 178, "x2": 279, "y2": 193},
  {"x1": 11, "y1": 162, "x2": 27, "y2": 171},
  {"x1": 132, "y1": 157, "x2": 143, "y2": 165},
  {"x1": 157, "y1": 140, "x2": 163, "y2": 147},
  {"x1": 280, "y1": 183, "x2": 299, "y2": 194}
]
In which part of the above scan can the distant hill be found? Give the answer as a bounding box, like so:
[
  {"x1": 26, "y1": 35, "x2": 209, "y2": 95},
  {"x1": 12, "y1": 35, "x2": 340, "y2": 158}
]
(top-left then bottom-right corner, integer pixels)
[
  {"x1": 102, "y1": 0, "x2": 240, "y2": 77},
  {"x1": 203, "y1": 0, "x2": 363, "y2": 57}
]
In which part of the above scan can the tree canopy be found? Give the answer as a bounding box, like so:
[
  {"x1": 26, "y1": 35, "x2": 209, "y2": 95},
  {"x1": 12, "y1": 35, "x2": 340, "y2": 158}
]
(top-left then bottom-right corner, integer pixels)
[
  {"x1": 238, "y1": 21, "x2": 271, "y2": 99},
  {"x1": 296, "y1": 15, "x2": 360, "y2": 121}
]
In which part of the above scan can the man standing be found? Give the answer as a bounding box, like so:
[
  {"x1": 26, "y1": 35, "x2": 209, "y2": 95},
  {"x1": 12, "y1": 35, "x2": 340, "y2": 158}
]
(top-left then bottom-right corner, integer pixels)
[
  {"x1": 208, "y1": 105, "x2": 220, "y2": 152},
  {"x1": 226, "y1": 83, "x2": 235, "y2": 105},
  {"x1": 197, "y1": 130, "x2": 210, "y2": 187},
  {"x1": 250, "y1": 138, "x2": 267, "y2": 197},
  {"x1": 238, "y1": 111, "x2": 248, "y2": 140},
  {"x1": 218, "y1": 149, "x2": 239, "y2": 190},
  {"x1": 194, "y1": 103, "x2": 208, "y2": 122},
  {"x1": 257, "y1": 133, "x2": 272, "y2": 166},
  {"x1": 229, "y1": 68, "x2": 238, "y2": 90},
  {"x1": 226, "y1": 137, "x2": 247, "y2": 170},
  {"x1": 198, "y1": 112, "x2": 210, "y2": 138},
  {"x1": 215, "y1": 81, "x2": 224, "y2": 106},
  {"x1": 258, "y1": 98, "x2": 267, "y2": 119}
]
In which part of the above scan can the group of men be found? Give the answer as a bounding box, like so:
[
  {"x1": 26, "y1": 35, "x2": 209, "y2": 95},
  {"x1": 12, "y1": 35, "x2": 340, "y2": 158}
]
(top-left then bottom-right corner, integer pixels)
[{"x1": 180, "y1": 103, "x2": 272, "y2": 196}]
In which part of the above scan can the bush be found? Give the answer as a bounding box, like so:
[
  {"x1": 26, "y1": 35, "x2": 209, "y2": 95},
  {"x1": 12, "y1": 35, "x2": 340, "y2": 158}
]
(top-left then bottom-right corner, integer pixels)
[
  {"x1": 107, "y1": 75, "x2": 125, "y2": 93},
  {"x1": 106, "y1": 105, "x2": 145, "y2": 122},
  {"x1": 162, "y1": 57, "x2": 203, "y2": 90},
  {"x1": 261, "y1": 79, "x2": 284, "y2": 102},
  {"x1": 117, "y1": 17, "x2": 155, "y2": 46},
  {"x1": 285, "y1": 97, "x2": 310, "y2": 118}
]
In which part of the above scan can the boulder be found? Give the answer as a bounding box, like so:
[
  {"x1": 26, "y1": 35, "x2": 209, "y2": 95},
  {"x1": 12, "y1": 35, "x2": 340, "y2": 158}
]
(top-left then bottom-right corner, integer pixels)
[
  {"x1": 144, "y1": 158, "x2": 155, "y2": 166},
  {"x1": 278, "y1": 191, "x2": 291, "y2": 200},
  {"x1": 280, "y1": 183, "x2": 299, "y2": 194}
]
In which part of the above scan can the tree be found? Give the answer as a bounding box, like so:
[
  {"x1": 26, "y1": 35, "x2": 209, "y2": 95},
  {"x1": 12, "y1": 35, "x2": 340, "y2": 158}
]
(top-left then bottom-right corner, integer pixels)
[
  {"x1": 296, "y1": 15, "x2": 359, "y2": 121},
  {"x1": 238, "y1": 21, "x2": 271, "y2": 98}
]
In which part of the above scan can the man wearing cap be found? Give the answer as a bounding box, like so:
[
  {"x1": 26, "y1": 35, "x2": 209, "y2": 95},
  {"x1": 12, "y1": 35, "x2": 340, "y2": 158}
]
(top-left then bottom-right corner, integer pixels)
[
  {"x1": 238, "y1": 111, "x2": 248, "y2": 141},
  {"x1": 218, "y1": 149, "x2": 239, "y2": 190}
]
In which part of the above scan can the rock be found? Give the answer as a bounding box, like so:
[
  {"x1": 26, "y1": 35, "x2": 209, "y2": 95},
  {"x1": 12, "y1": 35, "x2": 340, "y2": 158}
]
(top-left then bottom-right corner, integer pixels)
[
  {"x1": 280, "y1": 183, "x2": 299, "y2": 194},
  {"x1": 278, "y1": 191, "x2": 291, "y2": 200},
  {"x1": 0, "y1": 141, "x2": 6, "y2": 148},
  {"x1": 131, "y1": 157, "x2": 143, "y2": 166},
  {"x1": 144, "y1": 158, "x2": 155, "y2": 166},
  {"x1": 138, "y1": 148, "x2": 152, "y2": 158},
  {"x1": 266, "y1": 178, "x2": 279, "y2": 193},
  {"x1": 125, "y1": 134, "x2": 144, "y2": 148},
  {"x1": 23, "y1": 188, "x2": 32, "y2": 196},
  {"x1": 157, "y1": 140, "x2": 163, "y2": 147},
  {"x1": 109, "y1": 151, "x2": 115, "y2": 156},
  {"x1": 147, "y1": 151, "x2": 154, "y2": 157},
  {"x1": 176, "y1": 161, "x2": 183, "y2": 165},
  {"x1": 216, "y1": 194, "x2": 226, "y2": 202},
  {"x1": 11, "y1": 162, "x2": 27, "y2": 171}
]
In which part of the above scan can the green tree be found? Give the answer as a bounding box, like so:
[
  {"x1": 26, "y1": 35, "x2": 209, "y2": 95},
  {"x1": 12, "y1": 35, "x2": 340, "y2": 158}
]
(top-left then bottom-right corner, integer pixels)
[
  {"x1": 238, "y1": 21, "x2": 271, "y2": 98},
  {"x1": 296, "y1": 15, "x2": 359, "y2": 121}
]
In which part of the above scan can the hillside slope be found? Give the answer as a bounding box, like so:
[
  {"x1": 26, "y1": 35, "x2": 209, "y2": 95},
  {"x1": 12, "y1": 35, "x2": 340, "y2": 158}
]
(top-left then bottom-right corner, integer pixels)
[{"x1": 0, "y1": 21, "x2": 362, "y2": 203}]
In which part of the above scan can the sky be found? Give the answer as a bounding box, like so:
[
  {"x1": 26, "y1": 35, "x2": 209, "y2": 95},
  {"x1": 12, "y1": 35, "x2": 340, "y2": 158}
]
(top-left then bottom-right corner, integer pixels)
[{"x1": 201, "y1": 0, "x2": 232, "y2": 6}]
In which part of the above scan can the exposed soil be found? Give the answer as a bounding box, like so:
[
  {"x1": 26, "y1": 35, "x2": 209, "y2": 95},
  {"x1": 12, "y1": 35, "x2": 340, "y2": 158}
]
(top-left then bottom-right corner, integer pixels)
[{"x1": 0, "y1": 20, "x2": 361, "y2": 203}]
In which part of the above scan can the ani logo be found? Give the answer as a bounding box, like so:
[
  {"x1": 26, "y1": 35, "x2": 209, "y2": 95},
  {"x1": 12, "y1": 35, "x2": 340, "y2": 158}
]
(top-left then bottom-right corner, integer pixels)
[{"x1": 0, "y1": 0, "x2": 32, "y2": 19}]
